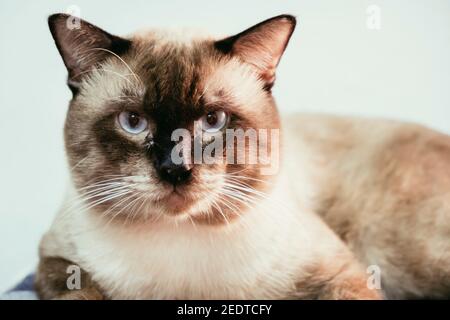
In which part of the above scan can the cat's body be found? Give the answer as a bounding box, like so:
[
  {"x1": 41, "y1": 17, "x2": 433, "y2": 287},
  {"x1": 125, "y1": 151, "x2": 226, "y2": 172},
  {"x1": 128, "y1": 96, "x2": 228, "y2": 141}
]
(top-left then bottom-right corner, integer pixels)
[
  {"x1": 39, "y1": 171, "x2": 355, "y2": 299},
  {"x1": 36, "y1": 14, "x2": 449, "y2": 299},
  {"x1": 285, "y1": 114, "x2": 450, "y2": 298},
  {"x1": 39, "y1": 114, "x2": 450, "y2": 299}
]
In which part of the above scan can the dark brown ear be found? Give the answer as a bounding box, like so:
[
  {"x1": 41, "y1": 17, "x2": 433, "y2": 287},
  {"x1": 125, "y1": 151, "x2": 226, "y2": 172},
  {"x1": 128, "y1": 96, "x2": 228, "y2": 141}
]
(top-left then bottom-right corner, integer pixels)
[
  {"x1": 215, "y1": 14, "x2": 296, "y2": 90},
  {"x1": 48, "y1": 13, "x2": 131, "y2": 94}
]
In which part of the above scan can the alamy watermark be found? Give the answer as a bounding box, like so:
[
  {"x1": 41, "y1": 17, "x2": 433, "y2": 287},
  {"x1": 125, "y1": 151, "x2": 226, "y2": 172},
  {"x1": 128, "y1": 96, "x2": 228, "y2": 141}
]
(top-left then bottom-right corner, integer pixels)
[
  {"x1": 366, "y1": 5, "x2": 381, "y2": 30},
  {"x1": 170, "y1": 122, "x2": 280, "y2": 175},
  {"x1": 366, "y1": 264, "x2": 382, "y2": 290},
  {"x1": 66, "y1": 264, "x2": 81, "y2": 290},
  {"x1": 65, "y1": 5, "x2": 81, "y2": 30}
]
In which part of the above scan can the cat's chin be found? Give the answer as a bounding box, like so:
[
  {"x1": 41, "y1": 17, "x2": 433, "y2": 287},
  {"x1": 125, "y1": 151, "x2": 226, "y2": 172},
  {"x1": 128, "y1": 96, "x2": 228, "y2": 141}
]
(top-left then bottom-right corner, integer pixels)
[{"x1": 155, "y1": 189, "x2": 198, "y2": 216}]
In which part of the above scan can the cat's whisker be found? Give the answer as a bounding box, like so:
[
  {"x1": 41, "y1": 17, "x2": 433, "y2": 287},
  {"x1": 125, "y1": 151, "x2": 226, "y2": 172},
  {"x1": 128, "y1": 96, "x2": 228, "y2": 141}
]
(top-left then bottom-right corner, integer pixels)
[
  {"x1": 78, "y1": 174, "x2": 129, "y2": 187},
  {"x1": 56, "y1": 190, "x2": 143, "y2": 238},
  {"x1": 70, "y1": 67, "x2": 122, "y2": 82},
  {"x1": 198, "y1": 81, "x2": 210, "y2": 101},
  {"x1": 225, "y1": 175, "x2": 272, "y2": 185},
  {"x1": 219, "y1": 194, "x2": 256, "y2": 229},
  {"x1": 220, "y1": 185, "x2": 280, "y2": 223},
  {"x1": 58, "y1": 190, "x2": 134, "y2": 225},
  {"x1": 186, "y1": 214, "x2": 198, "y2": 230},
  {"x1": 223, "y1": 182, "x2": 311, "y2": 240},
  {"x1": 100, "y1": 194, "x2": 136, "y2": 226},
  {"x1": 77, "y1": 174, "x2": 144, "y2": 192},
  {"x1": 104, "y1": 192, "x2": 143, "y2": 226},
  {"x1": 70, "y1": 156, "x2": 89, "y2": 172},
  {"x1": 76, "y1": 182, "x2": 131, "y2": 195},
  {"x1": 226, "y1": 167, "x2": 252, "y2": 176},
  {"x1": 65, "y1": 183, "x2": 136, "y2": 210},
  {"x1": 88, "y1": 47, "x2": 144, "y2": 86},
  {"x1": 100, "y1": 191, "x2": 137, "y2": 219},
  {"x1": 211, "y1": 199, "x2": 230, "y2": 226},
  {"x1": 79, "y1": 189, "x2": 134, "y2": 214},
  {"x1": 221, "y1": 190, "x2": 258, "y2": 209},
  {"x1": 223, "y1": 181, "x2": 294, "y2": 233},
  {"x1": 222, "y1": 185, "x2": 264, "y2": 203},
  {"x1": 223, "y1": 182, "x2": 271, "y2": 200},
  {"x1": 60, "y1": 179, "x2": 139, "y2": 215},
  {"x1": 220, "y1": 188, "x2": 256, "y2": 207},
  {"x1": 223, "y1": 179, "x2": 256, "y2": 191},
  {"x1": 152, "y1": 205, "x2": 166, "y2": 224},
  {"x1": 69, "y1": 65, "x2": 139, "y2": 89},
  {"x1": 103, "y1": 69, "x2": 135, "y2": 86},
  {"x1": 215, "y1": 196, "x2": 251, "y2": 230},
  {"x1": 105, "y1": 95, "x2": 141, "y2": 102},
  {"x1": 78, "y1": 182, "x2": 131, "y2": 196},
  {"x1": 217, "y1": 194, "x2": 241, "y2": 213},
  {"x1": 58, "y1": 185, "x2": 133, "y2": 219},
  {"x1": 120, "y1": 192, "x2": 148, "y2": 226},
  {"x1": 220, "y1": 188, "x2": 287, "y2": 231},
  {"x1": 128, "y1": 193, "x2": 149, "y2": 224}
]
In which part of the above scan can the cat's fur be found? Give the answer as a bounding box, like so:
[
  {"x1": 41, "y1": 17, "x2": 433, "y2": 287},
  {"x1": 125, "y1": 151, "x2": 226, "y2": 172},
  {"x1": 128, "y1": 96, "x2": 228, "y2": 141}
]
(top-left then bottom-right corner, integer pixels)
[
  {"x1": 36, "y1": 13, "x2": 449, "y2": 299},
  {"x1": 285, "y1": 114, "x2": 450, "y2": 298}
]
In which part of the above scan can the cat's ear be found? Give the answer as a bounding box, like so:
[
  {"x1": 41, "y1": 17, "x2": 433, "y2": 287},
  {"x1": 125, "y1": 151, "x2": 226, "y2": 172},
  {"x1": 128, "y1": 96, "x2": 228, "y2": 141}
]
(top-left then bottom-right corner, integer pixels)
[
  {"x1": 215, "y1": 15, "x2": 296, "y2": 90},
  {"x1": 48, "y1": 13, "x2": 131, "y2": 93}
]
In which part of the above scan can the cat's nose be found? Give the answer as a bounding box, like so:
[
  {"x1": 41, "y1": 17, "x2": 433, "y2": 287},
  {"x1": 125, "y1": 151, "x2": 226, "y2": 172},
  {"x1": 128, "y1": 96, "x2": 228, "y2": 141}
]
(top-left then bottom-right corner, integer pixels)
[{"x1": 157, "y1": 160, "x2": 193, "y2": 185}]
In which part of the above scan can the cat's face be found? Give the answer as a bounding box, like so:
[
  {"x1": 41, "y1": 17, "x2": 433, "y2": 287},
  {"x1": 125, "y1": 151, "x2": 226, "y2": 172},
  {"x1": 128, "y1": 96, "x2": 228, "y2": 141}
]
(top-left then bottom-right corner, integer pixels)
[{"x1": 49, "y1": 14, "x2": 295, "y2": 225}]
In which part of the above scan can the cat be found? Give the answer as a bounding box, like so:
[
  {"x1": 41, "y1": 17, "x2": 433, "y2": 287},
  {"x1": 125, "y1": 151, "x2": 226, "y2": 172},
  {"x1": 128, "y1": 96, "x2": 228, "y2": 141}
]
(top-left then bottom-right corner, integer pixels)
[
  {"x1": 36, "y1": 13, "x2": 378, "y2": 300},
  {"x1": 35, "y1": 13, "x2": 447, "y2": 300}
]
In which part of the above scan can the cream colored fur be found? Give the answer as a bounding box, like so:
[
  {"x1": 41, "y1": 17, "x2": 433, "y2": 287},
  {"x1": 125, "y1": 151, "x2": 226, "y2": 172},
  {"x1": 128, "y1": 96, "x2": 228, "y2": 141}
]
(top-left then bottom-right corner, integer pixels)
[
  {"x1": 42, "y1": 134, "x2": 369, "y2": 299},
  {"x1": 284, "y1": 114, "x2": 450, "y2": 298}
]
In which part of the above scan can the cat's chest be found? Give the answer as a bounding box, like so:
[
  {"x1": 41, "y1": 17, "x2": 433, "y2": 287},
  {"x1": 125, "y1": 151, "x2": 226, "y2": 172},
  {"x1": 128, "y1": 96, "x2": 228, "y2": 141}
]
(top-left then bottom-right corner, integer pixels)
[{"x1": 71, "y1": 215, "x2": 303, "y2": 299}]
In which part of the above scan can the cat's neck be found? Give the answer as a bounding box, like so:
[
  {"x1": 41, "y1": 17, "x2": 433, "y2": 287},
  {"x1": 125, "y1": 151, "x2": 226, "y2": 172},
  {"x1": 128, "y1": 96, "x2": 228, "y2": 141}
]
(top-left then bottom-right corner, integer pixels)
[{"x1": 43, "y1": 159, "x2": 335, "y2": 298}]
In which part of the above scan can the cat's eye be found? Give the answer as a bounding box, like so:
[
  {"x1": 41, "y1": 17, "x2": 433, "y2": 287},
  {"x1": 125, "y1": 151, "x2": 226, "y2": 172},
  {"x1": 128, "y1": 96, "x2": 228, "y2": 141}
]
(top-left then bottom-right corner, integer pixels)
[
  {"x1": 200, "y1": 111, "x2": 227, "y2": 133},
  {"x1": 118, "y1": 111, "x2": 148, "y2": 134}
]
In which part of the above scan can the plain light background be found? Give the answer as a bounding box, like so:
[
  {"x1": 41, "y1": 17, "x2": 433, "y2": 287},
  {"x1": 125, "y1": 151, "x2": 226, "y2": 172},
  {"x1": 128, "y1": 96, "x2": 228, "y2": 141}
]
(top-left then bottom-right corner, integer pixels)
[{"x1": 0, "y1": 0, "x2": 449, "y2": 292}]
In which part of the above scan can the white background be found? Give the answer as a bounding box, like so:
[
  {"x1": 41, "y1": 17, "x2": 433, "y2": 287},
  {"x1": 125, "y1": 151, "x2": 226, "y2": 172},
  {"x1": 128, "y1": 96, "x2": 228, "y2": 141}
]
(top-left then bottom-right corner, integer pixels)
[{"x1": 0, "y1": 0, "x2": 449, "y2": 291}]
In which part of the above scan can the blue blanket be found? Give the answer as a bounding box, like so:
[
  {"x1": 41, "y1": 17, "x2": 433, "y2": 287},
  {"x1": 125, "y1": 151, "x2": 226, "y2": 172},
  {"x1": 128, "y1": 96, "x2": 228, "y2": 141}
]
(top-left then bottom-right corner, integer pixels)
[{"x1": 0, "y1": 274, "x2": 37, "y2": 300}]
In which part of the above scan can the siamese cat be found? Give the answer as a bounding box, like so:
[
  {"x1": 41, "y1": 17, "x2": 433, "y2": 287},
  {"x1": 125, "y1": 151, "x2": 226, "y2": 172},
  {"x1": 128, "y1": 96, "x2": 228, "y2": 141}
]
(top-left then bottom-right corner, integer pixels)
[{"x1": 36, "y1": 13, "x2": 449, "y2": 300}]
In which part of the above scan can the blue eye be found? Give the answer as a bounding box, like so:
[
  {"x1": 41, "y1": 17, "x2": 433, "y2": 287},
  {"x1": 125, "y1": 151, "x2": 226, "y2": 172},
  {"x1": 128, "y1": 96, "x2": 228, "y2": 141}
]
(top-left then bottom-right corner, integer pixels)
[
  {"x1": 201, "y1": 111, "x2": 227, "y2": 133},
  {"x1": 118, "y1": 111, "x2": 148, "y2": 134}
]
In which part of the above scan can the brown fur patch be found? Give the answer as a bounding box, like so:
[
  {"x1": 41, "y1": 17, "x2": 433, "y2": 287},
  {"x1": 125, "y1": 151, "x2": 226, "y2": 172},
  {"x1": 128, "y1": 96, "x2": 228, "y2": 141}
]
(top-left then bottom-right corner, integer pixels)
[
  {"x1": 290, "y1": 116, "x2": 450, "y2": 298},
  {"x1": 380, "y1": 127, "x2": 450, "y2": 200},
  {"x1": 294, "y1": 256, "x2": 382, "y2": 300},
  {"x1": 35, "y1": 257, "x2": 104, "y2": 300}
]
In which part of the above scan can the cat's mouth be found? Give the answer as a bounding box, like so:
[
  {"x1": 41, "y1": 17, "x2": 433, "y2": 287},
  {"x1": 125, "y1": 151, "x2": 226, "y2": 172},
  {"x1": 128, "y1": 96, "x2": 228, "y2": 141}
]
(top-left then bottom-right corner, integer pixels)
[{"x1": 155, "y1": 186, "x2": 197, "y2": 215}]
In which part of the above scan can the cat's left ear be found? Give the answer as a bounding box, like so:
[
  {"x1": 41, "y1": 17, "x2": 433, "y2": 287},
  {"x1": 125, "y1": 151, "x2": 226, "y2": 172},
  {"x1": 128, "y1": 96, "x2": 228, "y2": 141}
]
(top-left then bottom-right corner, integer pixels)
[
  {"x1": 48, "y1": 13, "x2": 131, "y2": 94},
  {"x1": 215, "y1": 15, "x2": 296, "y2": 90}
]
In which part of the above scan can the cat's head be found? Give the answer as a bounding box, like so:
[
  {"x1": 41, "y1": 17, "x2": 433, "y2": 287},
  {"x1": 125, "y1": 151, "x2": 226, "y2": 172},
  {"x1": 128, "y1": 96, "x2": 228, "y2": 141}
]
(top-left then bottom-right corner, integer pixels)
[{"x1": 49, "y1": 13, "x2": 296, "y2": 225}]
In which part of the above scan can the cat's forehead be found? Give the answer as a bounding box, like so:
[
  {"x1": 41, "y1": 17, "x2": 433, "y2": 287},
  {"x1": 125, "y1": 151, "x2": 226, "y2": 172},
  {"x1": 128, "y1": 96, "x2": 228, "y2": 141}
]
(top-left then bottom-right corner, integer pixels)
[
  {"x1": 132, "y1": 27, "x2": 216, "y2": 46},
  {"x1": 77, "y1": 31, "x2": 267, "y2": 119}
]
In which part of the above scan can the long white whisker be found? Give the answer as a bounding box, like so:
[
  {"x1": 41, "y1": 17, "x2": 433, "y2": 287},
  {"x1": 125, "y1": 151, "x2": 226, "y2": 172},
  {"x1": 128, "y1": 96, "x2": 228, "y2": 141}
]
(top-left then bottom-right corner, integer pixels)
[
  {"x1": 87, "y1": 47, "x2": 143, "y2": 85},
  {"x1": 104, "y1": 193, "x2": 142, "y2": 226},
  {"x1": 120, "y1": 192, "x2": 148, "y2": 226},
  {"x1": 128, "y1": 193, "x2": 149, "y2": 224},
  {"x1": 81, "y1": 189, "x2": 134, "y2": 213},
  {"x1": 100, "y1": 191, "x2": 137, "y2": 219},
  {"x1": 225, "y1": 175, "x2": 272, "y2": 185},
  {"x1": 58, "y1": 185, "x2": 134, "y2": 220},
  {"x1": 101, "y1": 68, "x2": 135, "y2": 86},
  {"x1": 70, "y1": 156, "x2": 89, "y2": 172},
  {"x1": 211, "y1": 199, "x2": 230, "y2": 226}
]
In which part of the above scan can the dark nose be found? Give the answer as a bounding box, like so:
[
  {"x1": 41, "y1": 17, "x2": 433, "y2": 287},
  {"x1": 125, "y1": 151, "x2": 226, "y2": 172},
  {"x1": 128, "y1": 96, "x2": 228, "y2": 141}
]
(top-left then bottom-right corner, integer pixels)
[{"x1": 157, "y1": 159, "x2": 192, "y2": 185}]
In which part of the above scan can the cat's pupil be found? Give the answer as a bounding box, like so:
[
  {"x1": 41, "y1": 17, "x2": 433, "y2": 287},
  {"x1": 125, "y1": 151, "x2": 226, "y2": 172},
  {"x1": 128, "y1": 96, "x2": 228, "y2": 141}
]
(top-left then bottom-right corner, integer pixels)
[
  {"x1": 206, "y1": 112, "x2": 218, "y2": 126},
  {"x1": 128, "y1": 112, "x2": 140, "y2": 128}
]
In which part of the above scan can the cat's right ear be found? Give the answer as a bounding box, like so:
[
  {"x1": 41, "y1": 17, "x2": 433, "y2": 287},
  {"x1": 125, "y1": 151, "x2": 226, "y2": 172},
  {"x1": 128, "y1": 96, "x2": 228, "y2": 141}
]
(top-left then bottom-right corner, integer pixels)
[
  {"x1": 215, "y1": 15, "x2": 296, "y2": 91},
  {"x1": 48, "y1": 13, "x2": 131, "y2": 94}
]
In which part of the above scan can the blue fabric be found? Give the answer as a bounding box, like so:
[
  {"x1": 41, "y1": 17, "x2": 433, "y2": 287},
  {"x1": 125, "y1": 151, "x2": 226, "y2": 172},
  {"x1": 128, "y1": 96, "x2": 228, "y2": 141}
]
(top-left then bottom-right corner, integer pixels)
[{"x1": 0, "y1": 274, "x2": 37, "y2": 300}]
